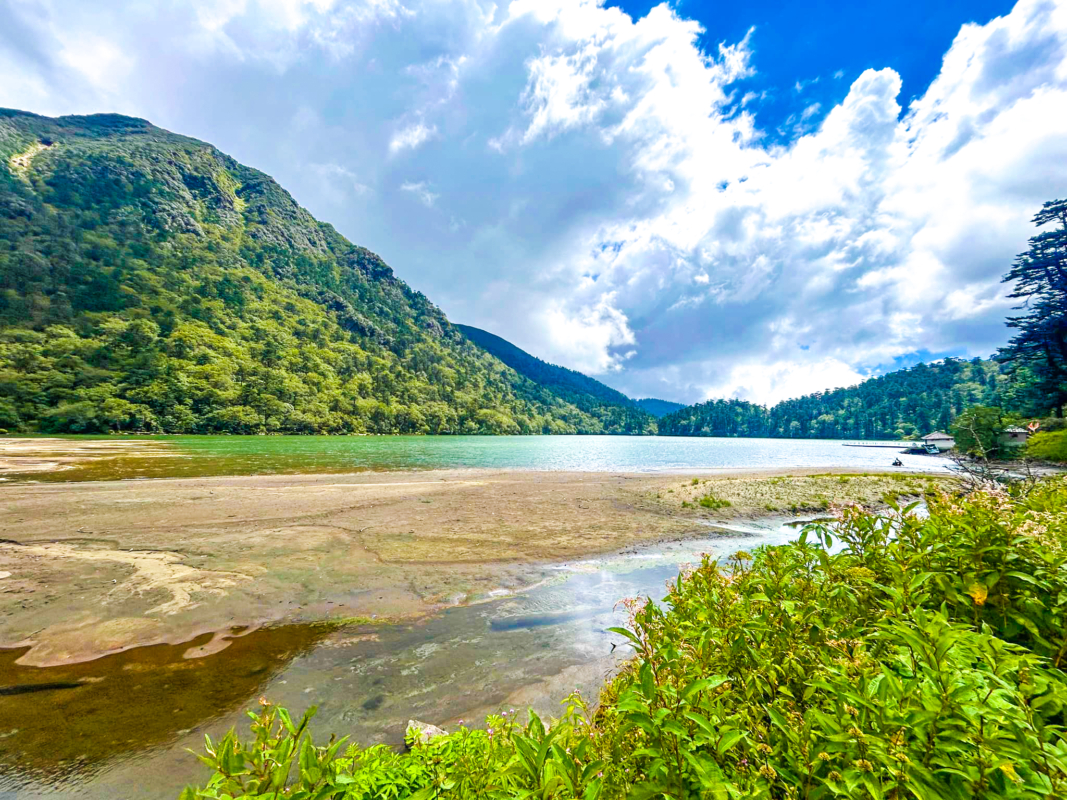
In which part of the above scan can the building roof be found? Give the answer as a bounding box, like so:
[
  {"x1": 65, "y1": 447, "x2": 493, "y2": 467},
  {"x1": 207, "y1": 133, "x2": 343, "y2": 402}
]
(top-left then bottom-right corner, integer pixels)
[
  {"x1": 923, "y1": 431, "x2": 954, "y2": 440},
  {"x1": 1003, "y1": 426, "x2": 1030, "y2": 434}
]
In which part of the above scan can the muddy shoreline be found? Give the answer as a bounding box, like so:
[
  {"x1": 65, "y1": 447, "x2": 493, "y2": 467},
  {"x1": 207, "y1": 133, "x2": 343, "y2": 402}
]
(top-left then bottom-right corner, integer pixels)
[{"x1": 1, "y1": 452, "x2": 947, "y2": 668}]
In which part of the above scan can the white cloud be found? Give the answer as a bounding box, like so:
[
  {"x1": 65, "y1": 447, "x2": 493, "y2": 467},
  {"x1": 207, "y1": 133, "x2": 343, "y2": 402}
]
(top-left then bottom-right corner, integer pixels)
[
  {"x1": 311, "y1": 162, "x2": 372, "y2": 197},
  {"x1": 400, "y1": 180, "x2": 439, "y2": 207},
  {"x1": 706, "y1": 357, "x2": 868, "y2": 407},
  {"x1": 389, "y1": 121, "x2": 438, "y2": 153},
  {"x1": 540, "y1": 293, "x2": 636, "y2": 374},
  {"x1": 2, "y1": 0, "x2": 1066, "y2": 405}
]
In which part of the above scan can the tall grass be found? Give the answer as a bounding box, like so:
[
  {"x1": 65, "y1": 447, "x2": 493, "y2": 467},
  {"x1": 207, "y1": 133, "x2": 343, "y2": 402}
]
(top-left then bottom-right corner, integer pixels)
[{"x1": 184, "y1": 478, "x2": 1067, "y2": 799}]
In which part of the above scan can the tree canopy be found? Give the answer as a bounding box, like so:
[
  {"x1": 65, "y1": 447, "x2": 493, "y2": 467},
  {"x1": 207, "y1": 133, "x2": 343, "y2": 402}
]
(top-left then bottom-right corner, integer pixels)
[
  {"x1": 997, "y1": 198, "x2": 1067, "y2": 417},
  {"x1": 657, "y1": 357, "x2": 1008, "y2": 440}
]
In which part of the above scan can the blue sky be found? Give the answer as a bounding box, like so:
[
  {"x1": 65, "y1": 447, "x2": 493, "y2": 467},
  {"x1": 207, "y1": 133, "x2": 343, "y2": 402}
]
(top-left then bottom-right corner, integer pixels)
[
  {"x1": 2, "y1": 0, "x2": 1066, "y2": 405},
  {"x1": 607, "y1": 1, "x2": 1017, "y2": 141}
]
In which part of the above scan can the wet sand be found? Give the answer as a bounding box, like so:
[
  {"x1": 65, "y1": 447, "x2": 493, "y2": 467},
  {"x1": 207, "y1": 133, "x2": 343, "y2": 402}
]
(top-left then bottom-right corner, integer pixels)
[
  {"x1": 0, "y1": 460, "x2": 943, "y2": 667},
  {"x1": 0, "y1": 436, "x2": 174, "y2": 478}
]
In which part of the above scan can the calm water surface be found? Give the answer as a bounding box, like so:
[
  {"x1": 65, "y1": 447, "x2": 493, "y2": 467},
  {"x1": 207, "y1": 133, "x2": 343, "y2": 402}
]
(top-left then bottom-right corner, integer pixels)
[{"x1": 21, "y1": 434, "x2": 949, "y2": 481}]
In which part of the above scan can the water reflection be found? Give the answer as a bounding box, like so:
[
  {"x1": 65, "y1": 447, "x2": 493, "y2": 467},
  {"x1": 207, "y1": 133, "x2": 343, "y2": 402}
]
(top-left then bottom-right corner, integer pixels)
[{"x1": 0, "y1": 624, "x2": 329, "y2": 791}]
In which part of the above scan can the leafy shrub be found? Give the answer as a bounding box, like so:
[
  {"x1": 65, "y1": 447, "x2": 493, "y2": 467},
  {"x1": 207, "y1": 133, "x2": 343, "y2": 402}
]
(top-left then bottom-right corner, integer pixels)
[
  {"x1": 1028, "y1": 430, "x2": 1067, "y2": 463},
  {"x1": 184, "y1": 479, "x2": 1067, "y2": 799},
  {"x1": 697, "y1": 493, "x2": 731, "y2": 510}
]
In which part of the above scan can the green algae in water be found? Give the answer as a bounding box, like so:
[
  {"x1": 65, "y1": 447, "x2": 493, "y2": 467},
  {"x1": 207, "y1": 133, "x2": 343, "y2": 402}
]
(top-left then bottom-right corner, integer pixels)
[{"x1": 0, "y1": 624, "x2": 328, "y2": 785}]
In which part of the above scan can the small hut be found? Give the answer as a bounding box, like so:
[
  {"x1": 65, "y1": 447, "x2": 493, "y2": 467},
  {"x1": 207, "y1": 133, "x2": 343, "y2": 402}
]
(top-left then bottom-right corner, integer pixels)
[
  {"x1": 922, "y1": 431, "x2": 956, "y2": 452},
  {"x1": 998, "y1": 426, "x2": 1032, "y2": 448}
]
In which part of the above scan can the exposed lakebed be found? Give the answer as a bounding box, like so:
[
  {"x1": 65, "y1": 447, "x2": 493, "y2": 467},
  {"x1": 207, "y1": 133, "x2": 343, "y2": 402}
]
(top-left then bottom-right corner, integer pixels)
[{"x1": 1, "y1": 518, "x2": 807, "y2": 800}]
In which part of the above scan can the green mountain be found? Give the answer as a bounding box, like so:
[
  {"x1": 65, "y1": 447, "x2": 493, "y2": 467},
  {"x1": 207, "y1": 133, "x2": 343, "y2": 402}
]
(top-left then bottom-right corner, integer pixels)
[
  {"x1": 658, "y1": 357, "x2": 1019, "y2": 439},
  {"x1": 0, "y1": 109, "x2": 635, "y2": 435},
  {"x1": 455, "y1": 324, "x2": 655, "y2": 434},
  {"x1": 633, "y1": 398, "x2": 685, "y2": 418}
]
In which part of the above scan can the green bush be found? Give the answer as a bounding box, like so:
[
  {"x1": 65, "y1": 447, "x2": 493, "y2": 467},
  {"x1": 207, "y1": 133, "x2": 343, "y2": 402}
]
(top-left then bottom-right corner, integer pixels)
[
  {"x1": 184, "y1": 479, "x2": 1067, "y2": 799},
  {"x1": 1028, "y1": 430, "x2": 1067, "y2": 463},
  {"x1": 951, "y1": 405, "x2": 1005, "y2": 458},
  {"x1": 697, "y1": 493, "x2": 731, "y2": 509}
]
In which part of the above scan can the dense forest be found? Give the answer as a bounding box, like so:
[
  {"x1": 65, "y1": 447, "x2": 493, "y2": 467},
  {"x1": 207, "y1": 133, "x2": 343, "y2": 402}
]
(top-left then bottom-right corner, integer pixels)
[
  {"x1": 658, "y1": 357, "x2": 1016, "y2": 439},
  {"x1": 0, "y1": 109, "x2": 633, "y2": 435},
  {"x1": 633, "y1": 397, "x2": 685, "y2": 418},
  {"x1": 455, "y1": 324, "x2": 655, "y2": 434}
]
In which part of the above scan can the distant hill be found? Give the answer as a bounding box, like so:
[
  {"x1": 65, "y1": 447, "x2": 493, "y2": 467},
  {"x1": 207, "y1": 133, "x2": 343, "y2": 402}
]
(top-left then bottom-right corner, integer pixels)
[
  {"x1": 0, "y1": 109, "x2": 637, "y2": 435},
  {"x1": 634, "y1": 398, "x2": 685, "y2": 418},
  {"x1": 658, "y1": 357, "x2": 1014, "y2": 439},
  {"x1": 455, "y1": 325, "x2": 656, "y2": 434}
]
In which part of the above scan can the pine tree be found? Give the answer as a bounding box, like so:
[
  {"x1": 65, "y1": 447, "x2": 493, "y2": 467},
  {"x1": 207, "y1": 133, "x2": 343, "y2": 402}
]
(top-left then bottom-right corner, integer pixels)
[{"x1": 998, "y1": 199, "x2": 1067, "y2": 416}]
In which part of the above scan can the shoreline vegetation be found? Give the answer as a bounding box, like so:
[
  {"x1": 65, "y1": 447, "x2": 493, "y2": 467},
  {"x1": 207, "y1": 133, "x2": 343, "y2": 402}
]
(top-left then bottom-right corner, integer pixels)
[{"x1": 183, "y1": 476, "x2": 1067, "y2": 800}]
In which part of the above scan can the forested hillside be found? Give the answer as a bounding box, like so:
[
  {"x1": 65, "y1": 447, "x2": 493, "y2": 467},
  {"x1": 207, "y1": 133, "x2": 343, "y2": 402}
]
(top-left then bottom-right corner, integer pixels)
[
  {"x1": 0, "y1": 109, "x2": 628, "y2": 435},
  {"x1": 633, "y1": 398, "x2": 685, "y2": 418},
  {"x1": 455, "y1": 324, "x2": 655, "y2": 434},
  {"x1": 659, "y1": 357, "x2": 1014, "y2": 439}
]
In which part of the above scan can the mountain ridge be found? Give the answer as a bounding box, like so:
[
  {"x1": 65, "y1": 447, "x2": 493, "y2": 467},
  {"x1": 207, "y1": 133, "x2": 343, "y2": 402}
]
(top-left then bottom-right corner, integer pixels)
[
  {"x1": 455, "y1": 324, "x2": 655, "y2": 434},
  {"x1": 0, "y1": 109, "x2": 634, "y2": 435},
  {"x1": 634, "y1": 398, "x2": 685, "y2": 418},
  {"x1": 657, "y1": 357, "x2": 1013, "y2": 439}
]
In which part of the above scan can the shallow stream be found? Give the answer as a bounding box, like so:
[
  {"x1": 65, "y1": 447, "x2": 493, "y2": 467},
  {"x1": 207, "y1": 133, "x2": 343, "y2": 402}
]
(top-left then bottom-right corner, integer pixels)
[{"x1": 0, "y1": 517, "x2": 810, "y2": 800}]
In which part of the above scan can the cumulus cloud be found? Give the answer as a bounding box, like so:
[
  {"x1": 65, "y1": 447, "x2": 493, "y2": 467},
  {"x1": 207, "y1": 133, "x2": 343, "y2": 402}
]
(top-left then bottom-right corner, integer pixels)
[
  {"x1": 2, "y1": 0, "x2": 1066, "y2": 404},
  {"x1": 707, "y1": 357, "x2": 869, "y2": 408},
  {"x1": 540, "y1": 292, "x2": 636, "y2": 374}
]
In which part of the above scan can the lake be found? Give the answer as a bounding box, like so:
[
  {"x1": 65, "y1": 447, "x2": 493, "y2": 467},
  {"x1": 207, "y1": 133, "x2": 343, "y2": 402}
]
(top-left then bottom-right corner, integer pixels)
[{"x1": 12, "y1": 434, "x2": 950, "y2": 482}]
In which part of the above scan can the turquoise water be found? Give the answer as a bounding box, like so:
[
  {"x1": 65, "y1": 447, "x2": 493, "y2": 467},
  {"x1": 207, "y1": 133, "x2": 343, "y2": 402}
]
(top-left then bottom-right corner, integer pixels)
[{"x1": 23, "y1": 434, "x2": 948, "y2": 481}]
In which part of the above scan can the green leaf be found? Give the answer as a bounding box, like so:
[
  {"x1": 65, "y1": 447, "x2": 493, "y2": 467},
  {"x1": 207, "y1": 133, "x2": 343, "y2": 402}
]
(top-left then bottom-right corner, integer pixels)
[
  {"x1": 681, "y1": 676, "x2": 730, "y2": 702},
  {"x1": 716, "y1": 730, "x2": 745, "y2": 755}
]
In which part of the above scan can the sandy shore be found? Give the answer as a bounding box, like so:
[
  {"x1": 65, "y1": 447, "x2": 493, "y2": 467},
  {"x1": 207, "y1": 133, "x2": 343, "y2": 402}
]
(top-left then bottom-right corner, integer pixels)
[
  {"x1": 0, "y1": 457, "x2": 945, "y2": 667},
  {"x1": 0, "y1": 436, "x2": 175, "y2": 478}
]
